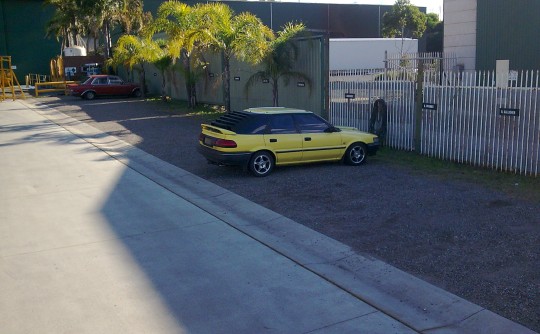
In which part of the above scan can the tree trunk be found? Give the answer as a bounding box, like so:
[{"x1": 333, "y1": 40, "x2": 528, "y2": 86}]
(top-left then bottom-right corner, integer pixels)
[
  {"x1": 182, "y1": 51, "x2": 196, "y2": 108},
  {"x1": 183, "y1": 70, "x2": 192, "y2": 108},
  {"x1": 140, "y1": 64, "x2": 146, "y2": 98},
  {"x1": 161, "y1": 69, "x2": 167, "y2": 102},
  {"x1": 272, "y1": 80, "x2": 279, "y2": 107},
  {"x1": 223, "y1": 55, "x2": 231, "y2": 112},
  {"x1": 70, "y1": 29, "x2": 77, "y2": 47},
  {"x1": 400, "y1": 25, "x2": 405, "y2": 57},
  {"x1": 104, "y1": 21, "x2": 112, "y2": 58},
  {"x1": 93, "y1": 32, "x2": 98, "y2": 55},
  {"x1": 190, "y1": 83, "x2": 197, "y2": 108}
]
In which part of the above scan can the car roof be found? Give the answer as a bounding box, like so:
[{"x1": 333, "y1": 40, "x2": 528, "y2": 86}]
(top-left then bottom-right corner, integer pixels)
[{"x1": 244, "y1": 107, "x2": 312, "y2": 114}]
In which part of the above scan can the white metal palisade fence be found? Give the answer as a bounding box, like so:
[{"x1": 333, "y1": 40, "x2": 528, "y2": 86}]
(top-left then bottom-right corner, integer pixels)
[
  {"x1": 329, "y1": 69, "x2": 540, "y2": 176},
  {"x1": 329, "y1": 69, "x2": 416, "y2": 150},
  {"x1": 423, "y1": 70, "x2": 540, "y2": 176}
]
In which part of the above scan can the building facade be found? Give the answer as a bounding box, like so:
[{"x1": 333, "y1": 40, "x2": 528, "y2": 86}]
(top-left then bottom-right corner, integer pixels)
[
  {"x1": 444, "y1": 0, "x2": 540, "y2": 71},
  {"x1": 0, "y1": 0, "x2": 59, "y2": 80}
]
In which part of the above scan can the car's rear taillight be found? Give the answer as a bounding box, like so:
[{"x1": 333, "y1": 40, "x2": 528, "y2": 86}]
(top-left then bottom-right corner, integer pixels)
[
  {"x1": 215, "y1": 139, "x2": 237, "y2": 148},
  {"x1": 199, "y1": 133, "x2": 205, "y2": 142}
]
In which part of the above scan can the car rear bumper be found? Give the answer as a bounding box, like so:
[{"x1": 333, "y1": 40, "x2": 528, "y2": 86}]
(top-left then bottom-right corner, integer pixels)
[
  {"x1": 197, "y1": 144, "x2": 252, "y2": 166},
  {"x1": 367, "y1": 142, "x2": 379, "y2": 156}
]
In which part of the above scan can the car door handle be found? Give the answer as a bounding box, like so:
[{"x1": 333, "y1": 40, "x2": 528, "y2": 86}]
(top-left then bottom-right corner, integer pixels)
[
  {"x1": 304, "y1": 137, "x2": 312, "y2": 141},
  {"x1": 269, "y1": 139, "x2": 277, "y2": 143}
]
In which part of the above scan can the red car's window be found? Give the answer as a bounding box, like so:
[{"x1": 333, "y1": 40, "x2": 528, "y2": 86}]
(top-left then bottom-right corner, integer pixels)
[
  {"x1": 93, "y1": 77, "x2": 108, "y2": 85},
  {"x1": 108, "y1": 76, "x2": 123, "y2": 84}
]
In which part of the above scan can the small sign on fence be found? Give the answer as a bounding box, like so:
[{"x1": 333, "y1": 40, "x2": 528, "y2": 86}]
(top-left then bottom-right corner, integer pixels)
[
  {"x1": 499, "y1": 108, "x2": 519, "y2": 117},
  {"x1": 344, "y1": 93, "x2": 355, "y2": 99},
  {"x1": 422, "y1": 103, "x2": 437, "y2": 110}
]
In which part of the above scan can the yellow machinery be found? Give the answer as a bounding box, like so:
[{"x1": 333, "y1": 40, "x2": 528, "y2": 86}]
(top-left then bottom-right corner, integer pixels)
[
  {"x1": 50, "y1": 56, "x2": 63, "y2": 82},
  {"x1": 32, "y1": 56, "x2": 75, "y2": 97},
  {"x1": 0, "y1": 56, "x2": 25, "y2": 101}
]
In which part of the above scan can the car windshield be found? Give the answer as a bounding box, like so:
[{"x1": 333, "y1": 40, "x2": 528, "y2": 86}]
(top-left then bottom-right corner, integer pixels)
[{"x1": 82, "y1": 77, "x2": 93, "y2": 84}]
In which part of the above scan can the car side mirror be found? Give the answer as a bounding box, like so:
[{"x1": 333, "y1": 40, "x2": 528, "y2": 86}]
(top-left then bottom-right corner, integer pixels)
[{"x1": 325, "y1": 126, "x2": 340, "y2": 133}]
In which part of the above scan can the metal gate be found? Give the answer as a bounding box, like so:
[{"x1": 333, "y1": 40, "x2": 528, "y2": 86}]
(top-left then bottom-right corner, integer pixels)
[{"x1": 329, "y1": 70, "x2": 416, "y2": 150}]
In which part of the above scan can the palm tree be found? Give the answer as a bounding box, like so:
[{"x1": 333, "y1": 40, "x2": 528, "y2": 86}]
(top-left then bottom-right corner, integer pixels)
[
  {"x1": 153, "y1": 55, "x2": 173, "y2": 101},
  {"x1": 44, "y1": 0, "x2": 82, "y2": 50},
  {"x1": 148, "y1": 0, "x2": 202, "y2": 108},
  {"x1": 45, "y1": 11, "x2": 71, "y2": 52},
  {"x1": 245, "y1": 22, "x2": 311, "y2": 107},
  {"x1": 109, "y1": 34, "x2": 161, "y2": 97},
  {"x1": 193, "y1": 3, "x2": 273, "y2": 112},
  {"x1": 76, "y1": 4, "x2": 100, "y2": 54},
  {"x1": 45, "y1": 0, "x2": 149, "y2": 58},
  {"x1": 93, "y1": 0, "x2": 148, "y2": 58},
  {"x1": 151, "y1": 40, "x2": 173, "y2": 101}
]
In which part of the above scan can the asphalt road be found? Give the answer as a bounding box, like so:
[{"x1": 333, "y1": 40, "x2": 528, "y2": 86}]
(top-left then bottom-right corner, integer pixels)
[{"x1": 34, "y1": 96, "x2": 540, "y2": 332}]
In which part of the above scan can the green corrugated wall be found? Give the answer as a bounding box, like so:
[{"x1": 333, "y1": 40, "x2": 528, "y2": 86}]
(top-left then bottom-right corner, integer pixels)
[
  {"x1": 476, "y1": 0, "x2": 540, "y2": 70},
  {"x1": 0, "y1": 0, "x2": 60, "y2": 80}
]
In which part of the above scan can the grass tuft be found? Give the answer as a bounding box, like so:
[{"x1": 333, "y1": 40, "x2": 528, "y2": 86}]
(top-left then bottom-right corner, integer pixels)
[
  {"x1": 376, "y1": 147, "x2": 540, "y2": 203},
  {"x1": 146, "y1": 98, "x2": 225, "y2": 121}
]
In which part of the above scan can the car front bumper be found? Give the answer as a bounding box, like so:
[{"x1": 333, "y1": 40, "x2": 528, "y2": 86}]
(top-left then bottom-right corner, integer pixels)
[
  {"x1": 197, "y1": 144, "x2": 252, "y2": 167},
  {"x1": 367, "y1": 142, "x2": 380, "y2": 155},
  {"x1": 68, "y1": 90, "x2": 82, "y2": 96}
]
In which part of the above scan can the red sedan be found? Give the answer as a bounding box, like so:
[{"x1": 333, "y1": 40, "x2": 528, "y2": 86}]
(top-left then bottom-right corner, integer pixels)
[{"x1": 68, "y1": 75, "x2": 141, "y2": 100}]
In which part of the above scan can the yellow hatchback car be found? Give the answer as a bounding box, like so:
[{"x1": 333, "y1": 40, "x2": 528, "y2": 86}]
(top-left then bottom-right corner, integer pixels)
[{"x1": 198, "y1": 107, "x2": 380, "y2": 176}]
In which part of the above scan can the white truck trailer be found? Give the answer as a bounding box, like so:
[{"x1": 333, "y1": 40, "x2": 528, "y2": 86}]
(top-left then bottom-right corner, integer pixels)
[{"x1": 329, "y1": 38, "x2": 418, "y2": 70}]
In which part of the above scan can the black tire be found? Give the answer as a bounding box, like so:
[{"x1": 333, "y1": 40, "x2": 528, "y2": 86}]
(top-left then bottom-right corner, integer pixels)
[
  {"x1": 132, "y1": 89, "x2": 142, "y2": 98},
  {"x1": 249, "y1": 151, "x2": 274, "y2": 177},
  {"x1": 84, "y1": 91, "x2": 96, "y2": 100},
  {"x1": 369, "y1": 98, "x2": 387, "y2": 144},
  {"x1": 344, "y1": 142, "x2": 367, "y2": 166}
]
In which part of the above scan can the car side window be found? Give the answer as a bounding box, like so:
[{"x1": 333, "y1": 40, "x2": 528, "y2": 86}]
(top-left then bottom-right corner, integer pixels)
[
  {"x1": 234, "y1": 115, "x2": 268, "y2": 134},
  {"x1": 108, "y1": 76, "x2": 123, "y2": 84},
  {"x1": 92, "y1": 77, "x2": 108, "y2": 85},
  {"x1": 294, "y1": 113, "x2": 330, "y2": 133},
  {"x1": 269, "y1": 114, "x2": 298, "y2": 134}
]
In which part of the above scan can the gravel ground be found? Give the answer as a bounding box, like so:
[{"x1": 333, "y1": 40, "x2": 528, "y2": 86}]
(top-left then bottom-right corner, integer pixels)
[{"x1": 34, "y1": 96, "x2": 539, "y2": 332}]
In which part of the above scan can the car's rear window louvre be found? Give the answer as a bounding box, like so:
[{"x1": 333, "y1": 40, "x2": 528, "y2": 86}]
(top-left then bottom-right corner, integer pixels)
[{"x1": 211, "y1": 111, "x2": 250, "y2": 131}]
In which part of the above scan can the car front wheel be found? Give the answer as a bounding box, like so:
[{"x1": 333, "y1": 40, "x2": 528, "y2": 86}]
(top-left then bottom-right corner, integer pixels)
[
  {"x1": 249, "y1": 151, "x2": 274, "y2": 177},
  {"x1": 344, "y1": 142, "x2": 367, "y2": 165}
]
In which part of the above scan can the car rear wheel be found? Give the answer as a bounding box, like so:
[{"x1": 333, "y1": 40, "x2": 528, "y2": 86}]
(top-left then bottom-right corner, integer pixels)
[
  {"x1": 249, "y1": 151, "x2": 274, "y2": 177},
  {"x1": 132, "y1": 89, "x2": 142, "y2": 98},
  {"x1": 84, "y1": 91, "x2": 96, "y2": 100},
  {"x1": 344, "y1": 142, "x2": 367, "y2": 165}
]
